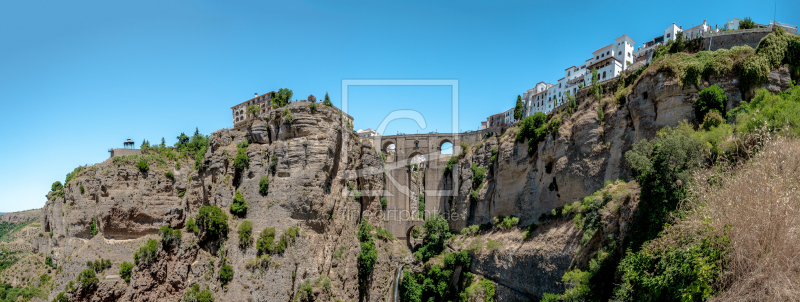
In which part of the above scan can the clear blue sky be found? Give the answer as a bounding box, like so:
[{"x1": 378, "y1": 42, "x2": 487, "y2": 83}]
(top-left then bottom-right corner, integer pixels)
[{"x1": 1, "y1": 0, "x2": 798, "y2": 212}]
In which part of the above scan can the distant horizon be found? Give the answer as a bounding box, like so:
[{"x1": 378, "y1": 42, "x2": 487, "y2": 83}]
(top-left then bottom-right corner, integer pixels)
[{"x1": 1, "y1": 0, "x2": 798, "y2": 212}]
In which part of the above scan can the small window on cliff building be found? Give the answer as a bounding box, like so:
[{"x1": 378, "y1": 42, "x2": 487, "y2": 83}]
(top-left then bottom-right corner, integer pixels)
[{"x1": 642, "y1": 91, "x2": 648, "y2": 100}]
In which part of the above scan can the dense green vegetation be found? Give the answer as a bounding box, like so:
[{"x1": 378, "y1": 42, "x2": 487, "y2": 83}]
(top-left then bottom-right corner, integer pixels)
[
  {"x1": 230, "y1": 190, "x2": 248, "y2": 218},
  {"x1": 256, "y1": 226, "x2": 299, "y2": 255},
  {"x1": 0, "y1": 282, "x2": 46, "y2": 302},
  {"x1": 234, "y1": 139, "x2": 250, "y2": 172},
  {"x1": 86, "y1": 258, "x2": 111, "y2": 273},
  {"x1": 181, "y1": 284, "x2": 214, "y2": 302},
  {"x1": 134, "y1": 239, "x2": 159, "y2": 266},
  {"x1": 218, "y1": 263, "x2": 234, "y2": 286},
  {"x1": 400, "y1": 250, "x2": 472, "y2": 302},
  {"x1": 516, "y1": 112, "x2": 560, "y2": 153},
  {"x1": 270, "y1": 88, "x2": 293, "y2": 108},
  {"x1": 77, "y1": 269, "x2": 98, "y2": 288},
  {"x1": 258, "y1": 175, "x2": 269, "y2": 195},
  {"x1": 542, "y1": 76, "x2": 800, "y2": 301},
  {"x1": 357, "y1": 221, "x2": 376, "y2": 293},
  {"x1": 119, "y1": 261, "x2": 133, "y2": 282},
  {"x1": 197, "y1": 206, "x2": 229, "y2": 239},
  {"x1": 413, "y1": 215, "x2": 452, "y2": 262},
  {"x1": 417, "y1": 194, "x2": 425, "y2": 218},
  {"x1": 158, "y1": 225, "x2": 182, "y2": 247},
  {"x1": 238, "y1": 221, "x2": 253, "y2": 248}
]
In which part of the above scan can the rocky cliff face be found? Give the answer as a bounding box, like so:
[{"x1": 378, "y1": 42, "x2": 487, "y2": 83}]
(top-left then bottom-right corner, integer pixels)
[
  {"x1": 33, "y1": 64, "x2": 796, "y2": 301},
  {"x1": 37, "y1": 103, "x2": 407, "y2": 302},
  {"x1": 443, "y1": 65, "x2": 795, "y2": 300}
]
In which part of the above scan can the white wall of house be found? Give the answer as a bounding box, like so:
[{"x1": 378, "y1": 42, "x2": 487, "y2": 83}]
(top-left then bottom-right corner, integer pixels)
[
  {"x1": 664, "y1": 23, "x2": 682, "y2": 42},
  {"x1": 683, "y1": 20, "x2": 713, "y2": 39},
  {"x1": 504, "y1": 108, "x2": 516, "y2": 124},
  {"x1": 614, "y1": 35, "x2": 636, "y2": 70}
]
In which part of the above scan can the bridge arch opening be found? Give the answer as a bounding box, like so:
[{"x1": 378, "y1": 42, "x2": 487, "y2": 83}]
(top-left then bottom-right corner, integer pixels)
[
  {"x1": 382, "y1": 140, "x2": 396, "y2": 154},
  {"x1": 408, "y1": 152, "x2": 426, "y2": 171},
  {"x1": 406, "y1": 225, "x2": 421, "y2": 250},
  {"x1": 440, "y1": 141, "x2": 453, "y2": 155}
]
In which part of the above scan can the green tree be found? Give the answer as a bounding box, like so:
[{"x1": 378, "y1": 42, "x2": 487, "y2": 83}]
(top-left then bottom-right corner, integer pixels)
[
  {"x1": 256, "y1": 227, "x2": 276, "y2": 255},
  {"x1": 739, "y1": 17, "x2": 756, "y2": 29},
  {"x1": 119, "y1": 262, "x2": 133, "y2": 282},
  {"x1": 246, "y1": 105, "x2": 260, "y2": 118},
  {"x1": 238, "y1": 221, "x2": 253, "y2": 248},
  {"x1": 176, "y1": 132, "x2": 190, "y2": 147},
  {"x1": 413, "y1": 215, "x2": 452, "y2": 262},
  {"x1": 77, "y1": 269, "x2": 98, "y2": 288},
  {"x1": 258, "y1": 175, "x2": 269, "y2": 195},
  {"x1": 322, "y1": 92, "x2": 333, "y2": 107},
  {"x1": 230, "y1": 190, "x2": 248, "y2": 218},
  {"x1": 514, "y1": 95, "x2": 524, "y2": 120},
  {"x1": 219, "y1": 264, "x2": 234, "y2": 286},
  {"x1": 696, "y1": 84, "x2": 727, "y2": 121},
  {"x1": 270, "y1": 88, "x2": 293, "y2": 108},
  {"x1": 196, "y1": 206, "x2": 229, "y2": 239},
  {"x1": 589, "y1": 68, "x2": 603, "y2": 101}
]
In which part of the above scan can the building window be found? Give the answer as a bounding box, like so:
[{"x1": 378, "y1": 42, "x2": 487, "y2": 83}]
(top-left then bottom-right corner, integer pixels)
[
  {"x1": 601, "y1": 54, "x2": 604, "y2": 58},
  {"x1": 628, "y1": 52, "x2": 631, "y2": 57},
  {"x1": 618, "y1": 51, "x2": 622, "y2": 55},
  {"x1": 667, "y1": 33, "x2": 671, "y2": 38},
  {"x1": 567, "y1": 71, "x2": 570, "y2": 76},
  {"x1": 603, "y1": 71, "x2": 606, "y2": 79},
  {"x1": 596, "y1": 56, "x2": 599, "y2": 59}
]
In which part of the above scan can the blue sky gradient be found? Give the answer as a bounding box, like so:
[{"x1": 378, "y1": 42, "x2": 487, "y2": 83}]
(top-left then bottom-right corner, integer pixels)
[{"x1": 1, "y1": 0, "x2": 798, "y2": 211}]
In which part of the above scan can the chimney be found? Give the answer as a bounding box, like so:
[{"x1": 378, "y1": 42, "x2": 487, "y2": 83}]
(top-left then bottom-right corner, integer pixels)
[{"x1": 254, "y1": 93, "x2": 258, "y2": 98}]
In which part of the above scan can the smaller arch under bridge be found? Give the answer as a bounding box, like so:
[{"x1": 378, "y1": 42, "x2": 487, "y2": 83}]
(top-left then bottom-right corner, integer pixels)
[{"x1": 370, "y1": 131, "x2": 488, "y2": 245}]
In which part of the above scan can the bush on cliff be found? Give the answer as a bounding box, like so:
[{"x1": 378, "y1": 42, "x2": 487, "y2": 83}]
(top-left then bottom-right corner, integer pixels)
[
  {"x1": 119, "y1": 262, "x2": 133, "y2": 283},
  {"x1": 238, "y1": 220, "x2": 253, "y2": 248},
  {"x1": 696, "y1": 84, "x2": 727, "y2": 121},
  {"x1": 197, "y1": 206, "x2": 228, "y2": 239},
  {"x1": 134, "y1": 239, "x2": 159, "y2": 266},
  {"x1": 182, "y1": 284, "x2": 214, "y2": 302},
  {"x1": 357, "y1": 222, "x2": 376, "y2": 291},
  {"x1": 158, "y1": 225, "x2": 182, "y2": 247},
  {"x1": 258, "y1": 175, "x2": 269, "y2": 195},
  {"x1": 219, "y1": 264, "x2": 234, "y2": 286},
  {"x1": 230, "y1": 190, "x2": 248, "y2": 218},
  {"x1": 136, "y1": 160, "x2": 149, "y2": 173},
  {"x1": 256, "y1": 227, "x2": 275, "y2": 255},
  {"x1": 414, "y1": 215, "x2": 452, "y2": 262},
  {"x1": 77, "y1": 269, "x2": 98, "y2": 288}
]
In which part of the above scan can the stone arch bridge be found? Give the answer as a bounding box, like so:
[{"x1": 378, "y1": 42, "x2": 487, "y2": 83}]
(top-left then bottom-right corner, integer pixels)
[{"x1": 367, "y1": 131, "x2": 488, "y2": 246}]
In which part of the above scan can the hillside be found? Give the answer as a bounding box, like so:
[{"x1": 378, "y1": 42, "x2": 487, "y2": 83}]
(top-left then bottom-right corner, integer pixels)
[{"x1": 1, "y1": 28, "x2": 798, "y2": 302}]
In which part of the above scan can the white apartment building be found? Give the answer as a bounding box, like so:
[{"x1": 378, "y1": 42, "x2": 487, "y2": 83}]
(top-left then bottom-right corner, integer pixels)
[
  {"x1": 523, "y1": 81, "x2": 554, "y2": 116},
  {"x1": 504, "y1": 107, "x2": 517, "y2": 125},
  {"x1": 583, "y1": 35, "x2": 635, "y2": 86},
  {"x1": 725, "y1": 18, "x2": 741, "y2": 31},
  {"x1": 683, "y1": 20, "x2": 714, "y2": 39},
  {"x1": 664, "y1": 23, "x2": 682, "y2": 43}
]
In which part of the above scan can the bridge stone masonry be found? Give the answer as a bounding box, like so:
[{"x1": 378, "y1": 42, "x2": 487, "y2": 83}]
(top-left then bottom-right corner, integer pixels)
[{"x1": 366, "y1": 130, "x2": 490, "y2": 246}]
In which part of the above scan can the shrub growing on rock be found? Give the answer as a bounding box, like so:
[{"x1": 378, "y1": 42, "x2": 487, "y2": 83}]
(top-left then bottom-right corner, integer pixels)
[
  {"x1": 197, "y1": 206, "x2": 228, "y2": 239},
  {"x1": 219, "y1": 264, "x2": 234, "y2": 286},
  {"x1": 119, "y1": 262, "x2": 133, "y2": 283},
  {"x1": 258, "y1": 175, "x2": 269, "y2": 195},
  {"x1": 230, "y1": 191, "x2": 248, "y2": 218},
  {"x1": 696, "y1": 84, "x2": 727, "y2": 121},
  {"x1": 238, "y1": 220, "x2": 253, "y2": 248},
  {"x1": 257, "y1": 228, "x2": 276, "y2": 255},
  {"x1": 134, "y1": 239, "x2": 159, "y2": 266},
  {"x1": 186, "y1": 217, "x2": 199, "y2": 233},
  {"x1": 77, "y1": 269, "x2": 98, "y2": 288},
  {"x1": 136, "y1": 160, "x2": 149, "y2": 173},
  {"x1": 158, "y1": 226, "x2": 182, "y2": 247}
]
